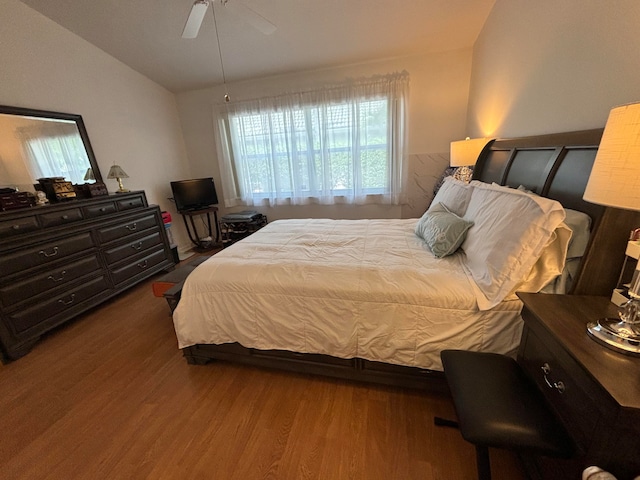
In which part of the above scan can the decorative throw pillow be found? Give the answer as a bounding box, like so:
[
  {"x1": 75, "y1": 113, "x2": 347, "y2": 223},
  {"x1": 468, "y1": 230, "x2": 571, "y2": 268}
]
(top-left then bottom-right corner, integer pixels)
[{"x1": 415, "y1": 202, "x2": 474, "y2": 258}]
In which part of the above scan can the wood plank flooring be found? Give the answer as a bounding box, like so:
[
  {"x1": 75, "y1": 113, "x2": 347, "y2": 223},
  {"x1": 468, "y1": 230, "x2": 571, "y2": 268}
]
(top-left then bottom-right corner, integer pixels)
[{"x1": 0, "y1": 274, "x2": 527, "y2": 480}]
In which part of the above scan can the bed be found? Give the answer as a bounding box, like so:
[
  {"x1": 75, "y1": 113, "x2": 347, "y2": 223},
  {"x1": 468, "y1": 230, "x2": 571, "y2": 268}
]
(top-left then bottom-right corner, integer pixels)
[{"x1": 172, "y1": 129, "x2": 640, "y2": 390}]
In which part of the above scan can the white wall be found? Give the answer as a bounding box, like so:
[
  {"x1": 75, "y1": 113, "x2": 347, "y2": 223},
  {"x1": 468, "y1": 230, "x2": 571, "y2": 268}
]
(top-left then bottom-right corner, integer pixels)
[
  {"x1": 176, "y1": 48, "x2": 473, "y2": 221},
  {"x1": 467, "y1": 0, "x2": 640, "y2": 138},
  {"x1": 0, "y1": 0, "x2": 192, "y2": 249}
]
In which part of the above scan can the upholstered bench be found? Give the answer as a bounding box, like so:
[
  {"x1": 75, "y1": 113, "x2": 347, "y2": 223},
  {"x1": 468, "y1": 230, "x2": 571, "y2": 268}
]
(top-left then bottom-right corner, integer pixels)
[
  {"x1": 152, "y1": 254, "x2": 212, "y2": 312},
  {"x1": 437, "y1": 350, "x2": 574, "y2": 480}
]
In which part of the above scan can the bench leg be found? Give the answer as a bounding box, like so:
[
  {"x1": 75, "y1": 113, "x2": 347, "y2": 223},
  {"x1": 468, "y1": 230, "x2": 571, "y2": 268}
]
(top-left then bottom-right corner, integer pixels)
[{"x1": 475, "y1": 445, "x2": 491, "y2": 480}]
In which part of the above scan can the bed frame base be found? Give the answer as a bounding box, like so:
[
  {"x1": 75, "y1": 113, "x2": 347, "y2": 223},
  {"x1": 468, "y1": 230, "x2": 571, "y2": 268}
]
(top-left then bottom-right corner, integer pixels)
[
  {"x1": 183, "y1": 343, "x2": 448, "y2": 392},
  {"x1": 179, "y1": 129, "x2": 640, "y2": 391}
]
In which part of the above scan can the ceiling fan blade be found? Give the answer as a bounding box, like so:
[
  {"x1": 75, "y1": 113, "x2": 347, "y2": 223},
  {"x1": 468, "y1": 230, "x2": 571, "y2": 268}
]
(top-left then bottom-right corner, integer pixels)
[
  {"x1": 223, "y1": 1, "x2": 277, "y2": 35},
  {"x1": 182, "y1": 0, "x2": 210, "y2": 38}
]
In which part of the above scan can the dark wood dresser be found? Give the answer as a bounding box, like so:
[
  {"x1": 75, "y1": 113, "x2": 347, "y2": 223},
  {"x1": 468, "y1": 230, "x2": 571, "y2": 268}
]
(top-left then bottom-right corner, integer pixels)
[
  {"x1": 0, "y1": 191, "x2": 174, "y2": 361},
  {"x1": 517, "y1": 293, "x2": 640, "y2": 480}
]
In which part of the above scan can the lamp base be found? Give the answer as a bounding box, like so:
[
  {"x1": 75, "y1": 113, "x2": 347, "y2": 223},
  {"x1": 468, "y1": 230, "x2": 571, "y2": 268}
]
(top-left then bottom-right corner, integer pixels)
[
  {"x1": 115, "y1": 189, "x2": 130, "y2": 193},
  {"x1": 586, "y1": 318, "x2": 640, "y2": 356}
]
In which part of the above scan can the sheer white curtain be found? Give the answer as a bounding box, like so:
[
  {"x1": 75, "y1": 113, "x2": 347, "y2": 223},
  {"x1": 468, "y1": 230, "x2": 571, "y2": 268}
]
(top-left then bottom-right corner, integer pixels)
[
  {"x1": 215, "y1": 72, "x2": 409, "y2": 207},
  {"x1": 16, "y1": 122, "x2": 89, "y2": 184}
]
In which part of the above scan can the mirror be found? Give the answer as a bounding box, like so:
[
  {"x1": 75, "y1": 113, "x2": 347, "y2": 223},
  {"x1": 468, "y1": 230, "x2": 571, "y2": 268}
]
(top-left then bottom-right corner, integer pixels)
[{"x1": 0, "y1": 105, "x2": 101, "y2": 192}]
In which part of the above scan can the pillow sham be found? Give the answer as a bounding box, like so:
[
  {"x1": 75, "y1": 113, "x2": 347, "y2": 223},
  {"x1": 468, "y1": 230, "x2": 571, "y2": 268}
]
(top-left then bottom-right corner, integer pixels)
[
  {"x1": 461, "y1": 181, "x2": 566, "y2": 310},
  {"x1": 429, "y1": 176, "x2": 474, "y2": 217},
  {"x1": 415, "y1": 202, "x2": 474, "y2": 258},
  {"x1": 540, "y1": 209, "x2": 592, "y2": 294},
  {"x1": 509, "y1": 222, "x2": 571, "y2": 296}
]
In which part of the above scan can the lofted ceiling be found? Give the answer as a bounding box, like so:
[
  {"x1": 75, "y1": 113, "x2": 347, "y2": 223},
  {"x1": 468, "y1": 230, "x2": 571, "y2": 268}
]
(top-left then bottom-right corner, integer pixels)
[{"x1": 19, "y1": 0, "x2": 495, "y2": 93}]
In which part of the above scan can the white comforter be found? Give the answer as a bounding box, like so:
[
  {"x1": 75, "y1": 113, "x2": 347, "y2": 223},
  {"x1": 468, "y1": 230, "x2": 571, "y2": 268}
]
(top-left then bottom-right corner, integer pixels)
[{"x1": 173, "y1": 219, "x2": 524, "y2": 371}]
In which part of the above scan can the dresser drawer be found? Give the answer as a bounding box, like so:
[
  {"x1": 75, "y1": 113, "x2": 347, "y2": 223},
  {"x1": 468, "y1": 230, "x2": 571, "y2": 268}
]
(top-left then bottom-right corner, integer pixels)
[
  {"x1": 6, "y1": 276, "x2": 109, "y2": 334},
  {"x1": 0, "y1": 233, "x2": 95, "y2": 277},
  {"x1": 103, "y1": 231, "x2": 162, "y2": 265},
  {"x1": 83, "y1": 201, "x2": 117, "y2": 218},
  {"x1": 111, "y1": 247, "x2": 167, "y2": 285},
  {"x1": 96, "y1": 213, "x2": 158, "y2": 244},
  {"x1": 39, "y1": 207, "x2": 83, "y2": 227},
  {"x1": 0, "y1": 215, "x2": 39, "y2": 238},
  {"x1": 116, "y1": 194, "x2": 145, "y2": 211},
  {"x1": 519, "y1": 326, "x2": 602, "y2": 450},
  {"x1": 0, "y1": 255, "x2": 102, "y2": 308}
]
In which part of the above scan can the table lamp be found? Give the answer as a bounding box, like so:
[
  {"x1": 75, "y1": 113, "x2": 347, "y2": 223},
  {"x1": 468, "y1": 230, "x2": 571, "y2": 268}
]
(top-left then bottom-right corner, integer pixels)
[
  {"x1": 450, "y1": 137, "x2": 489, "y2": 183},
  {"x1": 83, "y1": 168, "x2": 95, "y2": 182},
  {"x1": 583, "y1": 101, "x2": 640, "y2": 355},
  {"x1": 107, "y1": 165, "x2": 129, "y2": 193}
]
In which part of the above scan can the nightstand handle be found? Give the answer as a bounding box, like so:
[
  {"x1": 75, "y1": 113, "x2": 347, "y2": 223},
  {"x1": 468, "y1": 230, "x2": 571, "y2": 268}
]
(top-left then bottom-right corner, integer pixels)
[{"x1": 541, "y1": 363, "x2": 566, "y2": 394}]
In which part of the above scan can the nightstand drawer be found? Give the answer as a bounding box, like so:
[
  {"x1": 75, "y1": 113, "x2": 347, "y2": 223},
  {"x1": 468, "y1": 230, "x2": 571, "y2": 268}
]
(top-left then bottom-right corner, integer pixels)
[{"x1": 519, "y1": 326, "x2": 602, "y2": 450}]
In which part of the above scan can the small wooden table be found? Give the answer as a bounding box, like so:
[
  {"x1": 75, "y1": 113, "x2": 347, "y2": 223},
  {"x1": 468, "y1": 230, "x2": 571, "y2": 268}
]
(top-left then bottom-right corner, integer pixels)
[{"x1": 179, "y1": 206, "x2": 220, "y2": 251}]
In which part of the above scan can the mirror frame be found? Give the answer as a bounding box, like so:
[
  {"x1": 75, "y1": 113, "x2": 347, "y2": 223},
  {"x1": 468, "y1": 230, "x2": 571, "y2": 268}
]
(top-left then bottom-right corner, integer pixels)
[{"x1": 0, "y1": 104, "x2": 102, "y2": 183}]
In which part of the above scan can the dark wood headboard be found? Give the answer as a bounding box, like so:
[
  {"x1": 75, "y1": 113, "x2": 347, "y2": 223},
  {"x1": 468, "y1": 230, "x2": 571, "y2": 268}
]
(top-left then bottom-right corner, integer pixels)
[{"x1": 472, "y1": 129, "x2": 640, "y2": 296}]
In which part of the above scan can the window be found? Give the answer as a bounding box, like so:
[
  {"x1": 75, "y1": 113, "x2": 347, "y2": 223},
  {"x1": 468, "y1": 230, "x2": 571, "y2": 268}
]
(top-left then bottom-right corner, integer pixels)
[
  {"x1": 17, "y1": 121, "x2": 90, "y2": 185},
  {"x1": 215, "y1": 72, "x2": 409, "y2": 207}
]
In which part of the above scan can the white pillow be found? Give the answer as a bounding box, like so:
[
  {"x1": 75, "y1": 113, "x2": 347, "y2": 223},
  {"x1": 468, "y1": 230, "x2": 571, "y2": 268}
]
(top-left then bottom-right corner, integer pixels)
[
  {"x1": 461, "y1": 181, "x2": 566, "y2": 310},
  {"x1": 429, "y1": 176, "x2": 474, "y2": 217},
  {"x1": 510, "y1": 222, "x2": 572, "y2": 296}
]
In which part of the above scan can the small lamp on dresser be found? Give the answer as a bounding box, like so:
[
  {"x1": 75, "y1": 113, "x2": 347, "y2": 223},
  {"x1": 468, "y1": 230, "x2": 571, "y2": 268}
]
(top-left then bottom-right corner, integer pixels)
[
  {"x1": 450, "y1": 137, "x2": 490, "y2": 183},
  {"x1": 107, "y1": 164, "x2": 130, "y2": 193},
  {"x1": 83, "y1": 168, "x2": 95, "y2": 182},
  {"x1": 583, "y1": 101, "x2": 640, "y2": 355}
]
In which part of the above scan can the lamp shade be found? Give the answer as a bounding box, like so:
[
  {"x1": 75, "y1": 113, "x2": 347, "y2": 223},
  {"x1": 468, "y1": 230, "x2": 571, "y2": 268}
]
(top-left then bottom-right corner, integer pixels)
[
  {"x1": 450, "y1": 137, "x2": 489, "y2": 167},
  {"x1": 583, "y1": 102, "x2": 640, "y2": 211},
  {"x1": 83, "y1": 168, "x2": 95, "y2": 181},
  {"x1": 107, "y1": 165, "x2": 129, "y2": 179}
]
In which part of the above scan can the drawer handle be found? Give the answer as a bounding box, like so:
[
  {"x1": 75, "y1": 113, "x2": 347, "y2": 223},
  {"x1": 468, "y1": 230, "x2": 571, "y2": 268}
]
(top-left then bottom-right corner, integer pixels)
[
  {"x1": 39, "y1": 246, "x2": 59, "y2": 258},
  {"x1": 137, "y1": 260, "x2": 148, "y2": 269},
  {"x1": 47, "y1": 270, "x2": 67, "y2": 282},
  {"x1": 58, "y1": 293, "x2": 76, "y2": 306},
  {"x1": 100, "y1": 207, "x2": 107, "y2": 212},
  {"x1": 541, "y1": 363, "x2": 566, "y2": 394},
  {"x1": 61, "y1": 215, "x2": 69, "y2": 220},
  {"x1": 12, "y1": 224, "x2": 20, "y2": 230},
  {"x1": 125, "y1": 223, "x2": 137, "y2": 231},
  {"x1": 131, "y1": 241, "x2": 143, "y2": 250}
]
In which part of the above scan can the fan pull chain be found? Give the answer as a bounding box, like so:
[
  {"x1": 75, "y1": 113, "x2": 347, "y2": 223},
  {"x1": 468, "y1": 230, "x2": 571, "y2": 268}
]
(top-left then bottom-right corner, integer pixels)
[{"x1": 211, "y1": 2, "x2": 230, "y2": 102}]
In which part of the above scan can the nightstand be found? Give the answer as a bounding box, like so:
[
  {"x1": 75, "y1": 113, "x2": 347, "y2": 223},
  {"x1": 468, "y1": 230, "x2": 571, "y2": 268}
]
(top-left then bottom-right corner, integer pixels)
[{"x1": 516, "y1": 293, "x2": 640, "y2": 480}]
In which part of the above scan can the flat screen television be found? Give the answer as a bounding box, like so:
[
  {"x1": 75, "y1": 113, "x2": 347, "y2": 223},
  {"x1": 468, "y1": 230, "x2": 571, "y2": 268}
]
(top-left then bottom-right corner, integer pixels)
[{"x1": 170, "y1": 177, "x2": 219, "y2": 212}]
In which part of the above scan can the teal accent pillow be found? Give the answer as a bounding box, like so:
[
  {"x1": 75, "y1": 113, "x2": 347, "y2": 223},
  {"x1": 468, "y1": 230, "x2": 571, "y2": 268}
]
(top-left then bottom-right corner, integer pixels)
[{"x1": 415, "y1": 202, "x2": 474, "y2": 257}]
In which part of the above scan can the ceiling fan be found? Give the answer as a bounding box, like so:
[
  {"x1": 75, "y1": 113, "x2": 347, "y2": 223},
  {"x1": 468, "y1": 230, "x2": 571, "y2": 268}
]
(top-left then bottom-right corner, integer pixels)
[{"x1": 182, "y1": 0, "x2": 277, "y2": 39}]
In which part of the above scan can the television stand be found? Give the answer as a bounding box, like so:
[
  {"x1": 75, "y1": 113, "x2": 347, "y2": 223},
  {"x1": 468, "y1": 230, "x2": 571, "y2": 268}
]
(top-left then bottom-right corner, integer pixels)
[{"x1": 179, "y1": 206, "x2": 220, "y2": 252}]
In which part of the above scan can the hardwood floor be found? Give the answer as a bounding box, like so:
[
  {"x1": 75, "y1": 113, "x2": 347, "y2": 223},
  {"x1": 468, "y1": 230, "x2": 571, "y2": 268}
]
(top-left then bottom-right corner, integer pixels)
[{"x1": 0, "y1": 275, "x2": 527, "y2": 480}]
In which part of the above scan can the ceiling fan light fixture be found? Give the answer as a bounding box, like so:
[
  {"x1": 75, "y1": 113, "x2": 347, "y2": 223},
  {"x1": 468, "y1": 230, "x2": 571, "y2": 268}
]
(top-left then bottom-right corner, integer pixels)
[{"x1": 182, "y1": 0, "x2": 210, "y2": 39}]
